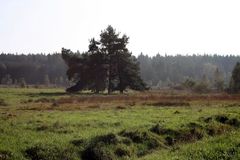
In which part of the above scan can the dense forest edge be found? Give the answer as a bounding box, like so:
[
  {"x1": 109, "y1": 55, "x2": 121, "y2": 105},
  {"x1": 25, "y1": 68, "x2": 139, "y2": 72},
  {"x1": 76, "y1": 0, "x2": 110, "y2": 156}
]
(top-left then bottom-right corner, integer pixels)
[
  {"x1": 1, "y1": 25, "x2": 240, "y2": 93},
  {"x1": 1, "y1": 53, "x2": 240, "y2": 90}
]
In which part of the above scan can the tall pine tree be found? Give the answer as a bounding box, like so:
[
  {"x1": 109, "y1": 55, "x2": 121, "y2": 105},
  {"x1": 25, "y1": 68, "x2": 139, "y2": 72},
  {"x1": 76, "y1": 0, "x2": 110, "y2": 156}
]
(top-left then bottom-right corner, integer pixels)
[
  {"x1": 61, "y1": 26, "x2": 146, "y2": 94},
  {"x1": 88, "y1": 38, "x2": 107, "y2": 93},
  {"x1": 229, "y1": 62, "x2": 240, "y2": 93}
]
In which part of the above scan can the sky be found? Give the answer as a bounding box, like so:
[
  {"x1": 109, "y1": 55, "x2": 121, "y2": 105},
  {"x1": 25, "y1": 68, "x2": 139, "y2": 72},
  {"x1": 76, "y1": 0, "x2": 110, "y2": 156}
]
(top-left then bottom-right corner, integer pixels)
[{"x1": 1, "y1": 0, "x2": 240, "y2": 56}]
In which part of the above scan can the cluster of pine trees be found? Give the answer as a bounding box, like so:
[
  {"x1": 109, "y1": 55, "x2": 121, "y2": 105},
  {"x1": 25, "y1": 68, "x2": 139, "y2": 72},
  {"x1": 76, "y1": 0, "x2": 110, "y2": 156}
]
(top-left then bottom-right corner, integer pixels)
[
  {"x1": 1, "y1": 25, "x2": 240, "y2": 92},
  {"x1": 1, "y1": 53, "x2": 240, "y2": 90},
  {"x1": 229, "y1": 62, "x2": 240, "y2": 93},
  {"x1": 61, "y1": 26, "x2": 146, "y2": 93}
]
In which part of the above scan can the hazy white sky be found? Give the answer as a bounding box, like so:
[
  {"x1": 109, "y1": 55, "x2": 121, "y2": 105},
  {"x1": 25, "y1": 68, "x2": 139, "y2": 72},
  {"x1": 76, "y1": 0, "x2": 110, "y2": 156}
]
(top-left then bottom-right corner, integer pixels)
[{"x1": 1, "y1": 0, "x2": 240, "y2": 56}]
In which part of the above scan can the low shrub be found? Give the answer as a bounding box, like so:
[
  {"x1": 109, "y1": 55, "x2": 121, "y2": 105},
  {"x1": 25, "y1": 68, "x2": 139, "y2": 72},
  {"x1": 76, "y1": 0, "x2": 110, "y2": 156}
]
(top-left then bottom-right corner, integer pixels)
[
  {"x1": 82, "y1": 143, "x2": 114, "y2": 160},
  {"x1": 150, "y1": 124, "x2": 180, "y2": 137},
  {"x1": 82, "y1": 130, "x2": 163, "y2": 160},
  {"x1": 120, "y1": 130, "x2": 162, "y2": 156},
  {"x1": 25, "y1": 144, "x2": 77, "y2": 160},
  {"x1": 227, "y1": 118, "x2": 240, "y2": 127},
  {"x1": 207, "y1": 124, "x2": 231, "y2": 136},
  {"x1": 95, "y1": 133, "x2": 119, "y2": 145}
]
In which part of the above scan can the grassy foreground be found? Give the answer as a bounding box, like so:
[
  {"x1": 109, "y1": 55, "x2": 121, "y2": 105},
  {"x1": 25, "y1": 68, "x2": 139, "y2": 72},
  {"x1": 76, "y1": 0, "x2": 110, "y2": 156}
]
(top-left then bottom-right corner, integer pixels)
[{"x1": 0, "y1": 88, "x2": 240, "y2": 160}]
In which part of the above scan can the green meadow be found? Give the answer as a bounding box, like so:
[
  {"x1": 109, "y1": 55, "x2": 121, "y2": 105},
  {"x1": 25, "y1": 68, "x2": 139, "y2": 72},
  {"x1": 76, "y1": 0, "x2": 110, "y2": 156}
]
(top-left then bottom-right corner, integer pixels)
[{"x1": 0, "y1": 88, "x2": 240, "y2": 160}]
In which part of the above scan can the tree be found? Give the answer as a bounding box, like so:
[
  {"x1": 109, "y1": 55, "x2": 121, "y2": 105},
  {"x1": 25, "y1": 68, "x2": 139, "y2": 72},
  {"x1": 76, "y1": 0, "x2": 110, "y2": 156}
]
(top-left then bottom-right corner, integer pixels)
[
  {"x1": 193, "y1": 74, "x2": 209, "y2": 93},
  {"x1": 44, "y1": 74, "x2": 50, "y2": 86},
  {"x1": 100, "y1": 26, "x2": 121, "y2": 93},
  {"x1": 213, "y1": 68, "x2": 224, "y2": 91},
  {"x1": 61, "y1": 48, "x2": 90, "y2": 92},
  {"x1": 19, "y1": 77, "x2": 26, "y2": 88},
  {"x1": 117, "y1": 54, "x2": 147, "y2": 93},
  {"x1": 100, "y1": 25, "x2": 146, "y2": 93},
  {"x1": 87, "y1": 38, "x2": 107, "y2": 93},
  {"x1": 61, "y1": 25, "x2": 146, "y2": 94},
  {"x1": 229, "y1": 62, "x2": 240, "y2": 93}
]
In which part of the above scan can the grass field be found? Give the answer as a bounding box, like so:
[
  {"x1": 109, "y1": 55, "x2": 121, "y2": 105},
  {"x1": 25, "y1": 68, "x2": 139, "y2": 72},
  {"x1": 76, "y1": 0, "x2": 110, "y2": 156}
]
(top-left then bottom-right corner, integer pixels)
[{"x1": 0, "y1": 88, "x2": 240, "y2": 160}]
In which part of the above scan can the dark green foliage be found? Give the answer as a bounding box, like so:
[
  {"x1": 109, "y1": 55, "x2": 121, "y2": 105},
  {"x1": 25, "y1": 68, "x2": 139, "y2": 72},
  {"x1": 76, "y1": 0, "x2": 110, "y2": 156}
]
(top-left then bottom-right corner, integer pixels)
[
  {"x1": 229, "y1": 62, "x2": 240, "y2": 93},
  {"x1": 1, "y1": 53, "x2": 240, "y2": 87},
  {"x1": 99, "y1": 26, "x2": 147, "y2": 93},
  {"x1": 0, "y1": 53, "x2": 67, "y2": 85},
  {"x1": 61, "y1": 48, "x2": 90, "y2": 92},
  {"x1": 62, "y1": 26, "x2": 147, "y2": 94},
  {"x1": 87, "y1": 38, "x2": 107, "y2": 93}
]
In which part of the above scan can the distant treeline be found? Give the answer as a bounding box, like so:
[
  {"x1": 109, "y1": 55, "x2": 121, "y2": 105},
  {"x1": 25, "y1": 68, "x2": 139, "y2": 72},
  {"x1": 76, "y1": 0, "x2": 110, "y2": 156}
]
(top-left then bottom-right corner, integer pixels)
[
  {"x1": 0, "y1": 53, "x2": 239, "y2": 87},
  {"x1": 138, "y1": 54, "x2": 240, "y2": 88},
  {"x1": 0, "y1": 53, "x2": 67, "y2": 86}
]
